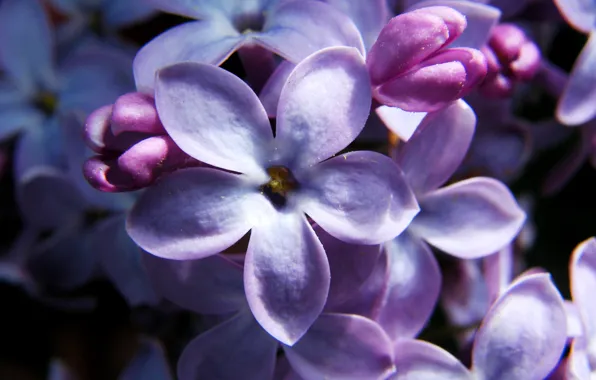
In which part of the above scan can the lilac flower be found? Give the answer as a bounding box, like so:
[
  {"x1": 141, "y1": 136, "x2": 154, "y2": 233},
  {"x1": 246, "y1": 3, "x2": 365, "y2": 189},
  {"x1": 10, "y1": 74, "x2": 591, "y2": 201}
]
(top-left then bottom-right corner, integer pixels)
[
  {"x1": 565, "y1": 237, "x2": 596, "y2": 378},
  {"x1": 553, "y1": 0, "x2": 596, "y2": 125},
  {"x1": 143, "y1": 252, "x2": 395, "y2": 380},
  {"x1": 367, "y1": 6, "x2": 488, "y2": 112},
  {"x1": 133, "y1": 0, "x2": 365, "y2": 92},
  {"x1": 0, "y1": 0, "x2": 134, "y2": 180},
  {"x1": 127, "y1": 47, "x2": 419, "y2": 345},
  {"x1": 83, "y1": 92, "x2": 200, "y2": 192},
  {"x1": 392, "y1": 100, "x2": 526, "y2": 259},
  {"x1": 391, "y1": 273, "x2": 568, "y2": 380},
  {"x1": 479, "y1": 23, "x2": 541, "y2": 98}
]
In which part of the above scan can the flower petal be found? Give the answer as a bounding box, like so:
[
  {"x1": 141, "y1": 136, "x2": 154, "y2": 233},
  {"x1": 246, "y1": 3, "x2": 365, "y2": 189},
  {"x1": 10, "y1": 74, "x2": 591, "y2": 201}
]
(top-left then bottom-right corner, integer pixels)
[
  {"x1": 471, "y1": 273, "x2": 567, "y2": 380},
  {"x1": 143, "y1": 252, "x2": 245, "y2": 314},
  {"x1": 375, "y1": 105, "x2": 427, "y2": 142},
  {"x1": 377, "y1": 232, "x2": 441, "y2": 340},
  {"x1": 300, "y1": 151, "x2": 419, "y2": 245},
  {"x1": 566, "y1": 338, "x2": 593, "y2": 380},
  {"x1": 259, "y1": 61, "x2": 295, "y2": 118},
  {"x1": 570, "y1": 237, "x2": 596, "y2": 347},
  {"x1": 155, "y1": 62, "x2": 272, "y2": 177},
  {"x1": 483, "y1": 245, "x2": 513, "y2": 304},
  {"x1": 275, "y1": 47, "x2": 371, "y2": 168},
  {"x1": 392, "y1": 339, "x2": 472, "y2": 380},
  {"x1": 120, "y1": 337, "x2": 173, "y2": 380},
  {"x1": 0, "y1": 0, "x2": 57, "y2": 94},
  {"x1": 134, "y1": 20, "x2": 243, "y2": 93},
  {"x1": 245, "y1": 212, "x2": 330, "y2": 346},
  {"x1": 557, "y1": 31, "x2": 596, "y2": 126},
  {"x1": 177, "y1": 312, "x2": 278, "y2": 380},
  {"x1": 0, "y1": 105, "x2": 43, "y2": 141},
  {"x1": 553, "y1": 0, "x2": 596, "y2": 33},
  {"x1": 411, "y1": 177, "x2": 525, "y2": 258},
  {"x1": 103, "y1": 0, "x2": 157, "y2": 27},
  {"x1": 285, "y1": 313, "x2": 395, "y2": 380},
  {"x1": 256, "y1": 1, "x2": 365, "y2": 63},
  {"x1": 126, "y1": 167, "x2": 268, "y2": 260},
  {"x1": 90, "y1": 216, "x2": 159, "y2": 307},
  {"x1": 394, "y1": 99, "x2": 476, "y2": 195},
  {"x1": 315, "y1": 225, "x2": 382, "y2": 307}
]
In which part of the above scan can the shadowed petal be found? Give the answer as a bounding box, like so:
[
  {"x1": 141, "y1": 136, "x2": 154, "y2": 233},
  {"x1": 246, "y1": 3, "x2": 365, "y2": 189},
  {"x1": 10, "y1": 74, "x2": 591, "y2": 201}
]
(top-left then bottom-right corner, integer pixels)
[
  {"x1": 394, "y1": 100, "x2": 476, "y2": 195},
  {"x1": 256, "y1": 1, "x2": 365, "y2": 63},
  {"x1": 259, "y1": 61, "x2": 295, "y2": 117},
  {"x1": 275, "y1": 47, "x2": 371, "y2": 168},
  {"x1": 377, "y1": 232, "x2": 441, "y2": 340},
  {"x1": 300, "y1": 151, "x2": 419, "y2": 245},
  {"x1": 483, "y1": 246, "x2": 513, "y2": 304},
  {"x1": 127, "y1": 167, "x2": 269, "y2": 260},
  {"x1": 570, "y1": 238, "x2": 596, "y2": 347},
  {"x1": 411, "y1": 177, "x2": 525, "y2": 258},
  {"x1": 285, "y1": 313, "x2": 395, "y2": 380},
  {"x1": 143, "y1": 253, "x2": 245, "y2": 314},
  {"x1": 103, "y1": 0, "x2": 157, "y2": 27},
  {"x1": 0, "y1": 0, "x2": 57, "y2": 94},
  {"x1": 177, "y1": 312, "x2": 278, "y2": 380},
  {"x1": 316, "y1": 225, "x2": 381, "y2": 307},
  {"x1": 392, "y1": 339, "x2": 472, "y2": 380},
  {"x1": 557, "y1": 31, "x2": 596, "y2": 126},
  {"x1": 90, "y1": 216, "x2": 159, "y2": 307},
  {"x1": 553, "y1": 0, "x2": 596, "y2": 33},
  {"x1": 471, "y1": 273, "x2": 567, "y2": 380},
  {"x1": 155, "y1": 62, "x2": 272, "y2": 177},
  {"x1": 120, "y1": 338, "x2": 173, "y2": 380},
  {"x1": 134, "y1": 20, "x2": 243, "y2": 92},
  {"x1": 143, "y1": 0, "x2": 210, "y2": 18},
  {"x1": 245, "y1": 212, "x2": 330, "y2": 346},
  {"x1": 0, "y1": 105, "x2": 43, "y2": 141}
]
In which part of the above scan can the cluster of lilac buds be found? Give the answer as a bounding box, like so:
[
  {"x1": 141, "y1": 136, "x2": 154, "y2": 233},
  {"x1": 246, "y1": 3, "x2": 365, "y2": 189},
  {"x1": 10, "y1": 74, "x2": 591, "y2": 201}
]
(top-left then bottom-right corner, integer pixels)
[{"x1": 0, "y1": 0, "x2": 595, "y2": 379}]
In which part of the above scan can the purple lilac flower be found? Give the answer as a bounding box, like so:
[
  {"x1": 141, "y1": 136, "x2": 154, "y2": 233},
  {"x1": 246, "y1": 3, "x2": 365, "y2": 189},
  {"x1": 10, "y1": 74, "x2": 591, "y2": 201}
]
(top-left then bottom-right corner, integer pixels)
[
  {"x1": 565, "y1": 237, "x2": 596, "y2": 378},
  {"x1": 127, "y1": 46, "x2": 420, "y2": 345},
  {"x1": 553, "y1": 0, "x2": 596, "y2": 125},
  {"x1": 83, "y1": 92, "x2": 200, "y2": 192},
  {"x1": 391, "y1": 272, "x2": 568, "y2": 380},
  {"x1": 367, "y1": 6, "x2": 488, "y2": 112},
  {"x1": 143, "y1": 251, "x2": 395, "y2": 380},
  {"x1": 0, "y1": 0, "x2": 134, "y2": 180},
  {"x1": 133, "y1": 0, "x2": 365, "y2": 93},
  {"x1": 392, "y1": 100, "x2": 526, "y2": 259},
  {"x1": 479, "y1": 23, "x2": 541, "y2": 97}
]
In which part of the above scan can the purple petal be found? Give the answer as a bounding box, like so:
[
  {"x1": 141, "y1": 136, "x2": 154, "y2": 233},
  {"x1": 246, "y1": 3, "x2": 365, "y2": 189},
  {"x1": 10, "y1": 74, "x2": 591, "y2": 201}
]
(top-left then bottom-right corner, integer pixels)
[
  {"x1": 471, "y1": 273, "x2": 567, "y2": 380},
  {"x1": 411, "y1": 177, "x2": 525, "y2": 258},
  {"x1": 366, "y1": 8, "x2": 460, "y2": 85},
  {"x1": 392, "y1": 339, "x2": 472, "y2": 379},
  {"x1": 564, "y1": 301, "x2": 584, "y2": 338},
  {"x1": 394, "y1": 99, "x2": 476, "y2": 195},
  {"x1": 285, "y1": 313, "x2": 395, "y2": 380},
  {"x1": 375, "y1": 106, "x2": 427, "y2": 142},
  {"x1": 377, "y1": 232, "x2": 441, "y2": 340},
  {"x1": 177, "y1": 312, "x2": 278, "y2": 380},
  {"x1": 120, "y1": 338, "x2": 173, "y2": 380},
  {"x1": 300, "y1": 151, "x2": 419, "y2": 245},
  {"x1": 259, "y1": 61, "x2": 296, "y2": 118},
  {"x1": 256, "y1": 1, "x2": 365, "y2": 63},
  {"x1": 155, "y1": 62, "x2": 272, "y2": 177},
  {"x1": 143, "y1": 253, "x2": 245, "y2": 314},
  {"x1": 566, "y1": 338, "x2": 593, "y2": 380},
  {"x1": 320, "y1": 0, "x2": 389, "y2": 50},
  {"x1": 245, "y1": 212, "x2": 330, "y2": 346},
  {"x1": 18, "y1": 167, "x2": 86, "y2": 230},
  {"x1": 142, "y1": 0, "x2": 206, "y2": 18},
  {"x1": 126, "y1": 167, "x2": 268, "y2": 260},
  {"x1": 134, "y1": 20, "x2": 243, "y2": 92},
  {"x1": 557, "y1": 31, "x2": 596, "y2": 126},
  {"x1": 0, "y1": 0, "x2": 57, "y2": 94},
  {"x1": 315, "y1": 225, "x2": 382, "y2": 307},
  {"x1": 408, "y1": 0, "x2": 501, "y2": 49},
  {"x1": 90, "y1": 216, "x2": 159, "y2": 307},
  {"x1": 103, "y1": 0, "x2": 157, "y2": 27},
  {"x1": 570, "y1": 238, "x2": 596, "y2": 346},
  {"x1": 553, "y1": 0, "x2": 596, "y2": 33},
  {"x1": 275, "y1": 47, "x2": 371, "y2": 168},
  {"x1": 483, "y1": 245, "x2": 513, "y2": 303},
  {"x1": 0, "y1": 105, "x2": 43, "y2": 141}
]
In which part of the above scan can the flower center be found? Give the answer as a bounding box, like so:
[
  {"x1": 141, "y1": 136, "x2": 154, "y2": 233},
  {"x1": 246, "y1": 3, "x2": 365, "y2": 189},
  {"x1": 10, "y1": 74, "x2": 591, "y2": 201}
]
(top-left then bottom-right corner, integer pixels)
[
  {"x1": 260, "y1": 166, "x2": 299, "y2": 208},
  {"x1": 34, "y1": 91, "x2": 58, "y2": 115},
  {"x1": 233, "y1": 12, "x2": 265, "y2": 34}
]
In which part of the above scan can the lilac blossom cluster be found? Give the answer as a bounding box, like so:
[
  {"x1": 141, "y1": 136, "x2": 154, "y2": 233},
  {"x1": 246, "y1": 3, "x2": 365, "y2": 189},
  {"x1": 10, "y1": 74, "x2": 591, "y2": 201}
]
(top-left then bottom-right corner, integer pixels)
[{"x1": 0, "y1": 0, "x2": 595, "y2": 379}]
